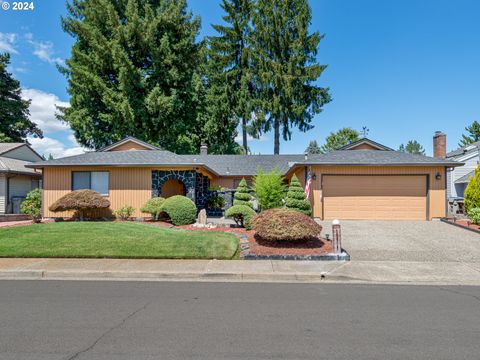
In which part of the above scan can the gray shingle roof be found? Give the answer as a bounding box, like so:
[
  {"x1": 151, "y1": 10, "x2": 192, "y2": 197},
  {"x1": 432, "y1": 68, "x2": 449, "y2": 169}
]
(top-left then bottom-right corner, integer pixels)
[
  {"x1": 338, "y1": 138, "x2": 394, "y2": 151},
  {"x1": 455, "y1": 171, "x2": 475, "y2": 184},
  {"x1": 0, "y1": 156, "x2": 41, "y2": 175},
  {"x1": 27, "y1": 149, "x2": 462, "y2": 176},
  {"x1": 0, "y1": 143, "x2": 24, "y2": 156},
  {"x1": 302, "y1": 150, "x2": 461, "y2": 167},
  {"x1": 447, "y1": 141, "x2": 480, "y2": 159}
]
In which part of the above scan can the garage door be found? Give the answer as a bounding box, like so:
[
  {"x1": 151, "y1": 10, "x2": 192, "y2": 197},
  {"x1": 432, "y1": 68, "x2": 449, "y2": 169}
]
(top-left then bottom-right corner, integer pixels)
[{"x1": 323, "y1": 175, "x2": 427, "y2": 220}]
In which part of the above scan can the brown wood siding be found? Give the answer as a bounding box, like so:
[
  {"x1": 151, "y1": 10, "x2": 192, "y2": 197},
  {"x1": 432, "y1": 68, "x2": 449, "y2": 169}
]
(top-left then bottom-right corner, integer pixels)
[
  {"x1": 43, "y1": 167, "x2": 153, "y2": 218},
  {"x1": 210, "y1": 177, "x2": 252, "y2": 189},
  {"x1": 310, "y1": 166, "x2": 446, "y2": 220},
  {"x1": 108, "y1": 141, "x2": 151, "y2": 151},
  {"x1": 349, "y1": 143, "x2": 381, "y2": 150}
]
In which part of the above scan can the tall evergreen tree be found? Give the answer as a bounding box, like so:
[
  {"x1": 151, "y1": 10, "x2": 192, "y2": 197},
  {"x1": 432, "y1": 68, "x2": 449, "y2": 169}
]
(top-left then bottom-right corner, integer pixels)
[
  {"x1": 0, "y1": 53, "x2": 42, "y2": 142},
  {"x1": 59, "y1": 0, "x2": 203, "y2": 153},
  {"x1": 398, "y1": 140, "x2": 426, "y2": 155},
  {"x1": 305, "y1": 140, "x2": 321, "y2": 154},
  {"x1": 207, "y1": 0, "x2": 258, "y2": 154},
  {"x1": 251, "y1": 0, "x2": 330, "y2": 154},
  {"x1": 459, "y1": 121, "x2": 480, "y2": 147}
]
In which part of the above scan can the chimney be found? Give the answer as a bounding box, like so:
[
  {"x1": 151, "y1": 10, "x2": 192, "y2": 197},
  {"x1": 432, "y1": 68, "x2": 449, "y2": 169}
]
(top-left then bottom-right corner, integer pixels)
[
  {"x1": 433, "y1": 131, "x2": 446, "y2": 158},
  {"x1": 200, "y1": 143, "x2": 208, "y2": 156}
]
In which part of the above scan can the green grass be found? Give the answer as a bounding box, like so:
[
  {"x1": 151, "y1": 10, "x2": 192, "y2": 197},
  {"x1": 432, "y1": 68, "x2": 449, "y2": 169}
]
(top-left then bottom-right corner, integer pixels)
[{"x1": 0, "y1": 222, "x2": 239, "y2": 259}]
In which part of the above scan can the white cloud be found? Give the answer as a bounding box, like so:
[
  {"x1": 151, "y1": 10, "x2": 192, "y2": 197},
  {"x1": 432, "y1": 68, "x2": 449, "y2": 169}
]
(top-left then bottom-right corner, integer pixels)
[
  {"x1": 21, "y1": 88, "x2": 70, "y2": 132},
  {"x1": 24, "y1": 34, "x2": 64, "y2": 65},
  {"x1": 28, "y1": 136, "x2": 85, "y2": 159},
  {"x1": 0, "y1": 32, "x2": 18, "y2": 54}
]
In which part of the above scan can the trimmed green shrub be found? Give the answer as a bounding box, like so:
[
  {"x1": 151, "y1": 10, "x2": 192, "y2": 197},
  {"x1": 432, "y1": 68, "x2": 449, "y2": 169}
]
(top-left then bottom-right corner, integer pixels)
[
  {"x1": 468, "y1": 208, "x2": 480, "y2": 225},
  {"x1": 20, "y1": 188, "x2": 42, "y2": 223},
  {"x1": 49, "y1": 190, "x2": 110, "y2": 220},
  {"x1": 225, "y1": 204, "x2": 256, "y2": 230},
  {"x1": 113, "y1": 206, "x2": 135, "y2": 220},
  {"x1": 252, "y1": 208, "x2": 322, "y2": 242},
  {"x1": 140, "y1": 197, "x2": 166, "y2": 220},
  {"x1": 207, "y1": 195, "x2": 225, "y2": 209},
  {"x1": 233, "y1": 178, "x2": 253, "y2": 208},
  {"x1": 285, "y1": 174, "x2": 312, "y2": 216},
  {"x1": 464, "y1": 165, "x2": 480, "y2": 213},
  {"x1": 161, "y1": 195, "x2": 197, "y2": 225},
  {"x1": 252, "y1": 167, "x2": 284, "y2": 210}
]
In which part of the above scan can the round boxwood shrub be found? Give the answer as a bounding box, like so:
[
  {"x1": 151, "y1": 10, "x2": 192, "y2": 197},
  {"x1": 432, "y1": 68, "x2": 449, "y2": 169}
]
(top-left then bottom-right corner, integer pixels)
[
  {"x1": 140, "y1": 197, "x2": 166, "y2": 220},
  {"x1": 285, "y1": 174, "x2": 312, "y2": 216},
  {"x1": 252, "y1": 208, "x2": 322, "y2": 242},
  {"x1": 225, "y1": 204, "x2": 256, "y2": 230},
  {"x1": 161, "y1": 195, "x2": 197, "y2": 225}
]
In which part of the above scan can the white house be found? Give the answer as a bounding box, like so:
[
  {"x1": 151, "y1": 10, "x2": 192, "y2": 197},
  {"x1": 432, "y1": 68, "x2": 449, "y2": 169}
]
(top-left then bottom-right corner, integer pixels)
[
  {"x1": 446, "y1": 141, "x2": 480, "y2": 200},
  {"x1": 0, "y1": 143, "x2": 43, "y2": 214}
]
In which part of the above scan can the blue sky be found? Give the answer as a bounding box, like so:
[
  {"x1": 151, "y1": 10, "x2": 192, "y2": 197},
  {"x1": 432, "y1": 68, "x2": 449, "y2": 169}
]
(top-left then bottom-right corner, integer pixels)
[{"x1": 0, "y1": 0, "x2": 479, "y2": 157}]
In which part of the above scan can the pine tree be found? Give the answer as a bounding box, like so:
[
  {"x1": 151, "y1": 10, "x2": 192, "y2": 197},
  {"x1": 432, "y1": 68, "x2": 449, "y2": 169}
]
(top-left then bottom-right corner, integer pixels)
[
  {"x1": 459, "y1": 121, "x2": 480, "y2": 147},
  {"x1": 398, "y1": 140, "x2": 425, "y2": 155},
  {"x1": 0, "y1": 53, "x2": 42, "y2": 142},
  {"x1": 285, "y1": 174, "x2": 311, "y2": 216},
  {"x1": 251, "y1": 0, "x2": 330, "y2": 154},
  {"x1": 59, "y1": 0, "x2": 203, "y2": 153},
  {"x1": 233, "y1": 178, "x2": 253, "y2": 208},
  {"x1": 464, "y1": 165, "x2": 480, "y2": 213},
  {"x1": 207, "y1": 0, "x2": 259, "y2": 154},
  {"x1": 305, "y1": 140, "x2": 321, "y2": 154}
]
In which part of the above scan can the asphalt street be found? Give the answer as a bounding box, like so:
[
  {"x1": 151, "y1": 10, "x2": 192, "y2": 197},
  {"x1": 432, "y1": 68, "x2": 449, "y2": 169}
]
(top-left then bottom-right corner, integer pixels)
[{"x1": 0, "y1": 281, "x2": 479, "y2": 360}]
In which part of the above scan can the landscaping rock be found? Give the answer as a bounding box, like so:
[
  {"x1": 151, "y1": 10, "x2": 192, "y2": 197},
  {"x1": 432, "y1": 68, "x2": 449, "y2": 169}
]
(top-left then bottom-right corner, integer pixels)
[{"x1": 198, "y1": 209, "x2": 207, "y2": 226}]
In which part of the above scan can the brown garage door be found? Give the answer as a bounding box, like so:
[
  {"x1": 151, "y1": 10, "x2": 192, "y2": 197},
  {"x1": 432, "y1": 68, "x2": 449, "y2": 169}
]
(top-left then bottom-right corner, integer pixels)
[{"x1": 323, "y1": 175, "x2": 427, "y2": 220}]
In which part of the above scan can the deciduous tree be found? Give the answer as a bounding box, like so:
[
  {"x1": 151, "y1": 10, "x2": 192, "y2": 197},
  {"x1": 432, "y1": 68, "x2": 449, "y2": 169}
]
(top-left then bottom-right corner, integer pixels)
[{"x1": 320, "y1": 128, "x2": 359, "y2": 153}]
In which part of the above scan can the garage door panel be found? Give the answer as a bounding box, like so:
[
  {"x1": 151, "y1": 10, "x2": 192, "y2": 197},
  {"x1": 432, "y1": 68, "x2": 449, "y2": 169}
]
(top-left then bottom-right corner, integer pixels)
[{"x1": 323, "y1": 176, "x2": 427, "y2": 220}]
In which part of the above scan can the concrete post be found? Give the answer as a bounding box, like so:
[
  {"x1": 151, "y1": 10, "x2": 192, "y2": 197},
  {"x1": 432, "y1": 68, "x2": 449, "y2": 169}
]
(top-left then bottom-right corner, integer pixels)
[{"x1": 332, "y1": 219, "x2": 342, "y2": 254}]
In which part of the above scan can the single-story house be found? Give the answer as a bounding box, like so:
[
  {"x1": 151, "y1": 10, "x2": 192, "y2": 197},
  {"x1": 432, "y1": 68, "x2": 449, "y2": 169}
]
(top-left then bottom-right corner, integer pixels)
[
  {"x1": 0, "y1": 143, "x2": 43, "y2": 214},
  {"x1": 445, "y1": 138, "x2": 480, "y2": 201},
  {"x1": 28, "y1": 134, "x2": 462, "y2": 221}
]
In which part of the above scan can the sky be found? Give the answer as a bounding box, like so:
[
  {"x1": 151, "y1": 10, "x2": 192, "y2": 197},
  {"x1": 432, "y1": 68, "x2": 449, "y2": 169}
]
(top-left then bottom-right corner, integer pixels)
[{"x1": 0, "y1": 0, "x2": 479, "y2": 157}]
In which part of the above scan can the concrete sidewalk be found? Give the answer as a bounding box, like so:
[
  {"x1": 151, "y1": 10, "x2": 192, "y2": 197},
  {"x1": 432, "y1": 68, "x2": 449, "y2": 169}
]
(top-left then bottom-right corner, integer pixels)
[{"x1": 1, "y1": 258, "x2": 479, "y2": 285}]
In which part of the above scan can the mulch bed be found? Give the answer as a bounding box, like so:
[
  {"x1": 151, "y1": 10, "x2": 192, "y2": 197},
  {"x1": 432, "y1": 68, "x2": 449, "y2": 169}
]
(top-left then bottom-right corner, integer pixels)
[
  {"x1": 444, "y1": 218, "x2": 480, "y2": 231},
  {"x1": 155, "y1": 221, "x2": 333, "y2": 257}
]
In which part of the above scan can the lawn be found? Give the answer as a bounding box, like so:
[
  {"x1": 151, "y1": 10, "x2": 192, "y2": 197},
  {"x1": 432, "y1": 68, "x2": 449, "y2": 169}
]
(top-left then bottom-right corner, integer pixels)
[{"x1": 0, "y1": 222, "x2": 239, "y2": 259}]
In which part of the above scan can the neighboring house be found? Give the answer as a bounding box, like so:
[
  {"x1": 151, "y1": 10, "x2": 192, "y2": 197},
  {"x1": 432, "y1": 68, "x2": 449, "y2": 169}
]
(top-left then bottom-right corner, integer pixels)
[
  {"x1": 28, "y1": 134, "x2": 462, "y2": 221},
  {"x1": 0, "y1": 143, "x2": 43, "y2": 214},
  {"x1": 446, "y1": 140, "x2": 480, "y2": 200}
]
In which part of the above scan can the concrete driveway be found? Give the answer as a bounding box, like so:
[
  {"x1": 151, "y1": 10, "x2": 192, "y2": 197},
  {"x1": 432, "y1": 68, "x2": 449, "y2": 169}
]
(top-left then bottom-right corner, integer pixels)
[{"x1": 317, "y1": 220, "x2": 480, "y2": 263}]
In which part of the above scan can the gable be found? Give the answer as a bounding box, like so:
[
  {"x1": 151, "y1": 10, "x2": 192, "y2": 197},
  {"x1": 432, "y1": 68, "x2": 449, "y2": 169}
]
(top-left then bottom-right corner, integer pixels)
[
  {"x1": 2, "y1": 144, "x2": 43, "y2": 162},
  {"x1": 347, "y1": 143, "x2": 382, "y2": 150},
  {"x1": 107, "y1": 140, "x2": 153, "y2": 152},
  {"x1": 339, "y1": 138, "x2": 394, "y2": 151},
  {"x1": 100, "y1": 137, "x2": 161, "y2": 152}
]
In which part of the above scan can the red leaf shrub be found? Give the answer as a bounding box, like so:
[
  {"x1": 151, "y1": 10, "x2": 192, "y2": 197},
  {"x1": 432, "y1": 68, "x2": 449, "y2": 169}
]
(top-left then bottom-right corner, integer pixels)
[
  {"x1": 49, "y1": 189, "x2": 110, "y2": 220},
  {"x1": 252, "y1": 208, "x2": 322, "y2": 242}
]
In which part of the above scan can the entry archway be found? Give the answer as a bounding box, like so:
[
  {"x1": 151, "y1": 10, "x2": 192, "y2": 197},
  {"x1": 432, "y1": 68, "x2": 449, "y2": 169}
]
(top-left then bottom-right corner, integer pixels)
[{"x1": 161, "y1": 179, "x2": 186, "y2": 198}]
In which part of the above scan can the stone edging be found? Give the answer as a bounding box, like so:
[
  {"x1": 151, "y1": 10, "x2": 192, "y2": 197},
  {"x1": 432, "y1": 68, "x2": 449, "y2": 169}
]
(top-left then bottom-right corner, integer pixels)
[
  {"x1": 440, "y1": 217, "x2": 480, "y2": 235},
  {"x1": 238, "y1": 233, "x2": 350, "y2": 261}
]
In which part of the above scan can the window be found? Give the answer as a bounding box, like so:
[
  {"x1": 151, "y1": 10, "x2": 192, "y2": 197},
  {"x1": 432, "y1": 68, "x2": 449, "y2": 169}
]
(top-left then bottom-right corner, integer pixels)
[{"x1": 72, "y1": 171, "x2": 109, "y2": 196}]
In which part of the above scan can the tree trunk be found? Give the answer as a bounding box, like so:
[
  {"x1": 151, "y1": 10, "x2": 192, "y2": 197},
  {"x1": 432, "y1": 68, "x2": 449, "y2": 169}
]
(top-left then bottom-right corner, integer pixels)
[
  {"x1": 242, "y1": 117, "x2": 248, "y2": 154},
  {"x1": 274, "y1": 118, "x2": 280, "y2": 154}
]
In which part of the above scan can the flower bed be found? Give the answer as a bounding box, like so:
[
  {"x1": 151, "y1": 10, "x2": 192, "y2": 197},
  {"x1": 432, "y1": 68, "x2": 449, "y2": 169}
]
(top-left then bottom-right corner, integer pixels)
[{"x1": 442, "y1": 217, "x2": 480, "y2": 233}]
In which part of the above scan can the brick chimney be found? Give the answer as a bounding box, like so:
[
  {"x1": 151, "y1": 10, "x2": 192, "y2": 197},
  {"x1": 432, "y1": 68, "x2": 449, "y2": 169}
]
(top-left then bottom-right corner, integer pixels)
[
  {"x1": 200, "y1": 143, "x2": 208, "y2": 156},
  {"x1": 433, "y1": 131, "x2": 446, "y2": 158}
]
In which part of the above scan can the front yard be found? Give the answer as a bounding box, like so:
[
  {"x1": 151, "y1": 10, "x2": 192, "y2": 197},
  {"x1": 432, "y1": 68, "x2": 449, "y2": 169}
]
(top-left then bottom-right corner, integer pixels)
[{"x1": 0, "y1": 222, "x2": 239, "y2": 259}]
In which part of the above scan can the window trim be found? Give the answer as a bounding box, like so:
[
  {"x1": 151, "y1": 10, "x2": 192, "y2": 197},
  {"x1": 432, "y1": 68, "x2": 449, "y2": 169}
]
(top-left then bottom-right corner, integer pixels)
[{"x1": 71, "y1": 171, "x2": 110, "y2": 196}]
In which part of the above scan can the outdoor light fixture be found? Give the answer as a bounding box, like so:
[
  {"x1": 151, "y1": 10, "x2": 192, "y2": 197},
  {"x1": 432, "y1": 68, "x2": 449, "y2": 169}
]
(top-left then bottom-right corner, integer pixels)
[
  {"x1": 312, "y1": 173, "x2": 317, "y2": 180},
  {"x1": 435, "y1": 172, "x2": 442, "y2": 180}
]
